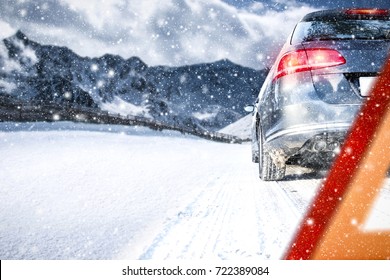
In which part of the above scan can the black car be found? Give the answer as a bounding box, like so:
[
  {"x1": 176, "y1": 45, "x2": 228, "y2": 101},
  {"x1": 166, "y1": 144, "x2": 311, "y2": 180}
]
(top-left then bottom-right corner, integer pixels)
[{"x1": 248, "y1": 8, "x2": 390, "y2": 180}]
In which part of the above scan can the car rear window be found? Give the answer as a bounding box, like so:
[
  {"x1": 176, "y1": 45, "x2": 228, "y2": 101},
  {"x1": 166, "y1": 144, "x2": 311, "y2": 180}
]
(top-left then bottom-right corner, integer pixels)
[{"x1": 291, "y1": 20, "x2": 390, "y2": 44}]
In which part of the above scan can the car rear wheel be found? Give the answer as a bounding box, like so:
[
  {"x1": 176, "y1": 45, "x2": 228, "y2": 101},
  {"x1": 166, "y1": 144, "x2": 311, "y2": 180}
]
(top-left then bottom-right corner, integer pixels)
[{"x1": 258, "y1": 129, "x2": 286, "y2": 181}]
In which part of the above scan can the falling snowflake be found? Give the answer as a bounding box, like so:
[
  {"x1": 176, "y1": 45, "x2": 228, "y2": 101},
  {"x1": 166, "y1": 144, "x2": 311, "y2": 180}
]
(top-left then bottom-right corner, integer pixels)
[
  {"x1": 91, "y1": 64, "x2": 99, "y2": 72},
  {"x1": 63, "y1": 92, "x2": 72, "y2": 100},
  {"x1": 107, "y1": 69, "x2": 115, "y2": 78},
  {"x1": 97, "y1": 80, "x2": 104, "y2": 88}
]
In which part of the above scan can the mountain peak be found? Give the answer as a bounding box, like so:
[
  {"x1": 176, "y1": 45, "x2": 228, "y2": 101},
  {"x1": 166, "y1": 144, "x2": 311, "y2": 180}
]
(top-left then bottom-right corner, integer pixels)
[
  {"x1": 126, "y1": 56, "x2": 148, "y2": 70},
  {"x1": 5, "y1": 30, "x2": 34, "y2": 48},
  {"x1": 99, "y1": 53, "x2": 123, "y2": 62},
  {"x1": 126, "y1": 56, "x2": 145, "y2": 64},
  {"x1": 213, "y1": 59, "x2": 235, "y2": 66},
  {"x1": 14, "y1": 30, "x2": 28, "y2": 40}
]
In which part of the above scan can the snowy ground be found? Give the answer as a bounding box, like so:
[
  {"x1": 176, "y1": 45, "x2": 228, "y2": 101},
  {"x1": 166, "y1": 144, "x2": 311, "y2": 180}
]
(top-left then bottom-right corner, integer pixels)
[
  {"x1": 0, "y1": 122, "x2": 389, "y2": 260},
  {"x1": 219, "y1": 113, "x2": 252, "y2": 139}
]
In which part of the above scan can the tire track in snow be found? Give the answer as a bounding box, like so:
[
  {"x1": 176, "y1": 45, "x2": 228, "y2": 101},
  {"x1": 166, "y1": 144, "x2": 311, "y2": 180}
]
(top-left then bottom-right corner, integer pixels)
[
  {"x1": 278, "y1": 179, "x2": 322, "y2": 217},
  {"x1": 139, "y1": 168, "x2": 237, "y2": 259},
  {"x1": 138, "y1": 163, "x2": 320, "y2": 260}
]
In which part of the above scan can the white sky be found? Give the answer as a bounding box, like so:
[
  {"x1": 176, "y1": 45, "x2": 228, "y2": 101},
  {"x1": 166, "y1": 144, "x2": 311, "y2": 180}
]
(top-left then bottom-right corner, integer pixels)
[{"x1": 0, "y1": 0, "x2": 316, "y2": 69}]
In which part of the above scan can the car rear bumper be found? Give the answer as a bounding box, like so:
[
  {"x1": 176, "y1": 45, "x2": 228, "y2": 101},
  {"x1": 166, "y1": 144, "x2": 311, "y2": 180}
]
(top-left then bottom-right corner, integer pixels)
[{"x1": 264, "y1": 123, "x2": 351, "y2": 168}]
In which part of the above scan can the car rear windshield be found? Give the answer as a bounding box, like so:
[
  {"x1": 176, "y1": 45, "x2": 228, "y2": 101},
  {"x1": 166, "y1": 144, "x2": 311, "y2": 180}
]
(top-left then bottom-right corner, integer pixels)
[{"x1": 291, "y1": 20, "x2": 390, "y2": 44}]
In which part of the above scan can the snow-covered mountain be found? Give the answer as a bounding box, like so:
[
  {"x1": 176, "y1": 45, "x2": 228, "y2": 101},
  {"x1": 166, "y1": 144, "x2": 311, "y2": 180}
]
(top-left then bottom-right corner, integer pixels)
[
  {"x1": 219, "y1": 113, "x2": 252, "y2": 140},
  {"x1": 0, "y1": 31, "x2": 267, "y2": 131}
]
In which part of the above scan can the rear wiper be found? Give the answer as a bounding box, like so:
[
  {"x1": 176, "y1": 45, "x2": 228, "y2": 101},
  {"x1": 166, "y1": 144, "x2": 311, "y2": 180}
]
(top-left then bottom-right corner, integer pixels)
[
  {"x1": 304, "y1": 37, "x2": 352, "y2": 42},
  {"x1": 305, "y1": 37, "x2": 390, "y2": 42}
]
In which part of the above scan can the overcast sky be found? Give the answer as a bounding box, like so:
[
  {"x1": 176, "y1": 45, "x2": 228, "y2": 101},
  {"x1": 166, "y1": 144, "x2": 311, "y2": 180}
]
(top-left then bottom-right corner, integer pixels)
[{"x1": 1, "y1": 0, "x2": 389, "y2": 69}]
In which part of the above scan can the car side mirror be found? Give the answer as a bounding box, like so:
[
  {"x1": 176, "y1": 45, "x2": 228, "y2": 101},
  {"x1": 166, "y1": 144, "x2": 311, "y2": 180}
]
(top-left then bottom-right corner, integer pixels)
[{"x1": 244, "y1": 105, "x2": 254, "y2": 113}]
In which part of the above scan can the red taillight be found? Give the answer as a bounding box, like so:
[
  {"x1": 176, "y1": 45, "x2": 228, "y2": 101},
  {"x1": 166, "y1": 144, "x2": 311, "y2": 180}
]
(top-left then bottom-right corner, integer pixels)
[
  {"x1": 306, "y1": 49, "x2": 346, "y2": 68},
  {"x1": 345, "y1": 8, "x2": 389, "y2": 16},
  {"x1": 274, "y1": 49, "x2": 346, "y2": 81}
]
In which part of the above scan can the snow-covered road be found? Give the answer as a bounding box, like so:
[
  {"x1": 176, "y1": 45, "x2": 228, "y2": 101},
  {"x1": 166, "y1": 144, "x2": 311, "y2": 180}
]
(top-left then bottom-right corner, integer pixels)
[{"x1": 0, "y1": 122, "x2": 389, "y2": 259}]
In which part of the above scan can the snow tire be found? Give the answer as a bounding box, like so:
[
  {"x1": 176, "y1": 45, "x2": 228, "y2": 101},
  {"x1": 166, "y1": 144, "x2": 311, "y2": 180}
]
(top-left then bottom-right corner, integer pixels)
[
  {"x1": 258, "y1": 129, "x2": 286, "y2": 181},
  {"x1": 260, "y1": 152, "x2": 286, "y2": 181}
]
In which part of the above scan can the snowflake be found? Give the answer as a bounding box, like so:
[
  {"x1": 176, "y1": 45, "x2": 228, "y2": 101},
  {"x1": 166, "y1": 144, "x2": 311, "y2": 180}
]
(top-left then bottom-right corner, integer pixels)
[
  {"x1": 64, "y1": 92, "x2": 72, "y2": 100},
  {"x1": 307, "y1": 218, "x2": 314, "y2": 226},
  {"x1": 345, "y1": 147, "x2": 353, "y2": 155},
  {"x1": 53, "y1": 114, "x2": 60, "y2": 121},
  {"x1": 107, "y1": 69, "x2": 115, "y2": 78},
  {"x1": 97, "y1": 80, "x2": 105, "y2": 88},
  {"x1": 19, "y1": 9, "x2": 27, "y2": 17},
  {"x1": 91, "y1": 64, "x2": 99, "y2": 72}
]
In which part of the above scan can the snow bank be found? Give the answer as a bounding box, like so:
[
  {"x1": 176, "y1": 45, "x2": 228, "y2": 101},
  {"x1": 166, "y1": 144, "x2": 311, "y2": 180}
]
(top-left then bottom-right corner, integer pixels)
[{"x1": 219, "y1": 113, "x2": 252, "y2": 140}]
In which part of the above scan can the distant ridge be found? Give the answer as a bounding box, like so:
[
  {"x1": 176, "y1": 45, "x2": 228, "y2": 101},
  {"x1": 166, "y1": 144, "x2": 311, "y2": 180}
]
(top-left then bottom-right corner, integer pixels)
[{"x1": 0, "y1": 31, "x2": 267, "y2": 131}]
